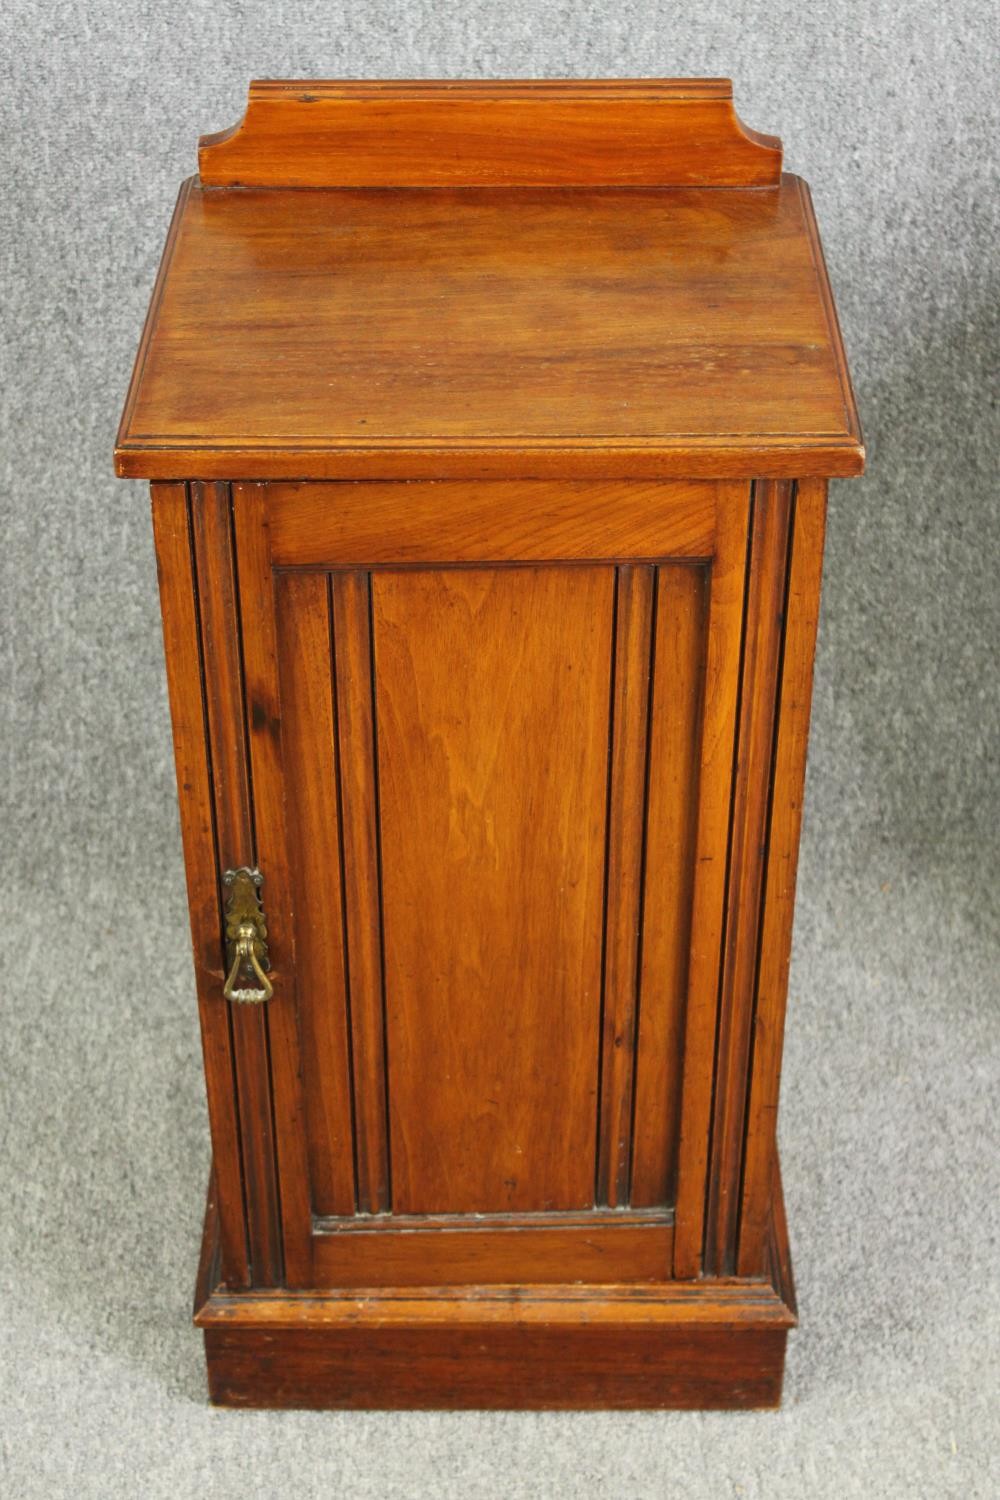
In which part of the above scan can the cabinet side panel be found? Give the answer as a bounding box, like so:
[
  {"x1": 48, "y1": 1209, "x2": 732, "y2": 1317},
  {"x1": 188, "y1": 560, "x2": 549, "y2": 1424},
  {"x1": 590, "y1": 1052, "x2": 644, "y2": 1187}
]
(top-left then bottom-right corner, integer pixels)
[
  {"x1": 150, "y1": 482, "x2": 249, "y2": 1288},
  {"x1": 274, "y1": 573, "x2": 357, "y2": 1216},
  {"x1": 672, "y1": 484, "x2": 751, "y2": 1277},
  {"x1": 738, "y1": 480, "x2": 828, "y2": 1275},
  {"x1": 631, "y1": 564, "x2": 709, "y2": 1207},
  {"x1": 373, "y1": 566, "x2": 615, "y2": 1214},
  {"x1": 705, "y1": 481, "x2": 793, "y2": 1276}
]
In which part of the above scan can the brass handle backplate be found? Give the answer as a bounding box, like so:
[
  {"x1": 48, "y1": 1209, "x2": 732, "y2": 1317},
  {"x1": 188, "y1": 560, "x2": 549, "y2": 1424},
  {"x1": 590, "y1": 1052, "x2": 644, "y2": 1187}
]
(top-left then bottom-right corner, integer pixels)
[{"x1": 222, "y1": 867, "x2": 273, "y2": 1003}]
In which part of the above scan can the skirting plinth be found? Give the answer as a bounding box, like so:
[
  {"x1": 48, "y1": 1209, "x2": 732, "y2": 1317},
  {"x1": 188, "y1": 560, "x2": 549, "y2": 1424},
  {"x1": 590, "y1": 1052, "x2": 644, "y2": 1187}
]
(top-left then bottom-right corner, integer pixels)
[{"x1": 193, "y1": 1173, "x2": 797, "y2": 1411}]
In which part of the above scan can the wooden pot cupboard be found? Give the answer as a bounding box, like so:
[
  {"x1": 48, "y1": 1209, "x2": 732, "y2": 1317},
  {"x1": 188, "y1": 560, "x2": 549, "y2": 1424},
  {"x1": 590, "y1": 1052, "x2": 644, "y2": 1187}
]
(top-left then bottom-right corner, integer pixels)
[{"x1": 116, "y1": 79, "x2": 863, "y2": 1409}]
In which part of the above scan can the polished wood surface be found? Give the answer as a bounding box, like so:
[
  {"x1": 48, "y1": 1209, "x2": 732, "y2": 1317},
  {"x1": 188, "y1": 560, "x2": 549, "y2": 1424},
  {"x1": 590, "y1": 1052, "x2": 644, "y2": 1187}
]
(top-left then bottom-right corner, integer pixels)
[
  {"x1": 150, "y1": 486, "x2": 248, "y2": 1288},
  {"x1": 265, "y1": 479, "x2": 716, "y2": 567},
  {"x1": 204, "y1": 1323, "x2": 789, "y2": 1411},
  {"x1": 273, "y1": 572, "x2": 356, "y2": 1218},
  {"x1": 231, "y1": 481, "x2": 315, "y2": 1285},
  {"x1": 220, "y1": 476, "x2": 746, "y2": 1286},
  {"x1": 198, "y1": 79, "x2": 781, "y2": 189},
  {"x1": 737, "y1": 479, "x2": 829, "y2": 1276},
  {"x1": 595, "y1": 564, "x2": 655, "y2": 1207},
  {"x1": 671, "y1": 494, "x2": 749, "y2": 1277},
  {"x1": 326, "y1": 570, "x2": 393, "y2": 1216},
  {"x1": 630, "y1": 564, "x2": 706, "y2": 1207},
  {"x1": 194, "y1": 1175, "x2": 795, "y2": 1408},
  {"x1": 705, "y1": 480, "x2": 793, "y2": 1276},
  {"x1": 116, "y1": 175, "x2": 862, "y2": 481},
  {"x1": 189, "y1": 481, "x2": 284, "y2": 1285},
  {"x1": 125, "y1": 81, "x2": 864, "y2": 1408},
  {"x1": 311, "y1": 1213, "x2": 675, "y2": 1289},
  {"x1": 375, "y1": 566, "x2": 612, "y2": 1215}
]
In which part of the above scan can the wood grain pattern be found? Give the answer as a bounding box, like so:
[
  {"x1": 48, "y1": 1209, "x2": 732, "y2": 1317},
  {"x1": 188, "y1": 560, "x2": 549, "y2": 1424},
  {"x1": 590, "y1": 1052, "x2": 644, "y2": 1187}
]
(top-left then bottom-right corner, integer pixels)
[
  {"x1": 373, "y1": 567, "x2": 614, "y2": 1214},
  {"x1": 311, "y1": 1215, "x2": 673, "y2": 1288},
  {"x1": 199, "y1": 79, "x2": 781, "y2": 189},
  {"x1": 595, "y1": 566, "x2": 655, "y2": 1206},
  {"x1": 201, "y1": 1280, "x2": 793, "y2": 1328},
  {"x1": 203, "y1": 1323, "x2": 788, "y2": 1410},
  {"x1": 329, "y1": 571, "x2": 392, "y2": 1215},
  {"x1": 630, "y1": 564, "x2": 708, "y2": 1207},
  {"x1": 115, "y1": 177, "x2": 864, "y2": 482},
  {"x1": 737, "y1": 481, "x2": 828, "y2": 1276},
  {"x1": 266, "y1": 480, "x2": 716, "y2": 568},
  {"x1": 798, "y1": 179, "x2": 864, "y2": 477},
  {"x1": 150, "y1": 484, "x2": 248, "y2": 1288},
  {"x1": 193, "y1": 1163, "x2": 795, "y2": 1407},
  {"x1": 230, "y1": 483, "x2": 314, "y2": 1286},
  {"x1": 273, "y1": 572, "x2": 356, "y2": 1217},
  {"x1": 189, "y1": 481, "x2": 283, "y2": 1286},
  {"x1": 704, "y1": 481, "x2": 793, "y2": 1276},
  {"x1": 672, "y1": 485, "x2": 752, "y2": 1278},
  {"x1": 188, "y1": 485, "x2": 252, "y2": 870}
]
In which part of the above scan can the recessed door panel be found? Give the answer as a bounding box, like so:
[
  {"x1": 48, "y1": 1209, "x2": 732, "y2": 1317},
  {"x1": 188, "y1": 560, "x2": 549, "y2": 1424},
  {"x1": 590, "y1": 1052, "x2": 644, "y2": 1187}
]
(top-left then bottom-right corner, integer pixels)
[{"x1": 373, "y1": 566, "x2": 614, "y2": 1214}]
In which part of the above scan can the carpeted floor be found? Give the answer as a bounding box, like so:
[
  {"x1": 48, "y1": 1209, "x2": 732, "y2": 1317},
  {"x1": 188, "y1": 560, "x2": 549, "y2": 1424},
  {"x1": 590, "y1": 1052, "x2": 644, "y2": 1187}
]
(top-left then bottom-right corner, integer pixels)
[{"x1": 3, "y1": 3, "x2": 998, "y2": 1496}]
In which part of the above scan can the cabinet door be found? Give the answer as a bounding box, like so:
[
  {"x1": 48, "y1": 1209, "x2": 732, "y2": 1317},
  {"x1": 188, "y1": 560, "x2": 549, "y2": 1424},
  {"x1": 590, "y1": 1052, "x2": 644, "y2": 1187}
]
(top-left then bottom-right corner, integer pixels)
[{"x1": 230, "y1": 478, "x2": 748, "y2": 1287}]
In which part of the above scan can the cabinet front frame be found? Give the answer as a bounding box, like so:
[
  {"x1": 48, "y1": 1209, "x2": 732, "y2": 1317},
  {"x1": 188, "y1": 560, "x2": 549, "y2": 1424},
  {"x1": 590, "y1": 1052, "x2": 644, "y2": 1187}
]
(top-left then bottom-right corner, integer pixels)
[{"x1": 152, "y1": 474, "x2": 821, "y2": 1292}]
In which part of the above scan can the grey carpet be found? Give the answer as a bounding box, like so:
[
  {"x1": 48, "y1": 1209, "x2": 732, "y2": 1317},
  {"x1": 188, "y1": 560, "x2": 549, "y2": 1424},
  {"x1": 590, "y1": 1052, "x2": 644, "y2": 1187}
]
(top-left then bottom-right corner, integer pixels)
[{"x1": 2, "y1": 2, "x2": 998, "y2": 1496}]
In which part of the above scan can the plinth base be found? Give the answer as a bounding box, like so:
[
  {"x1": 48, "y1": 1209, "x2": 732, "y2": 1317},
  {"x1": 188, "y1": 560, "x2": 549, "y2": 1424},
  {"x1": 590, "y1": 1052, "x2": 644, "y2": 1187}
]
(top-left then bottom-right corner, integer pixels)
[{"x1": 193, "y1": 1178, "x2": 796, "y2": 1411}]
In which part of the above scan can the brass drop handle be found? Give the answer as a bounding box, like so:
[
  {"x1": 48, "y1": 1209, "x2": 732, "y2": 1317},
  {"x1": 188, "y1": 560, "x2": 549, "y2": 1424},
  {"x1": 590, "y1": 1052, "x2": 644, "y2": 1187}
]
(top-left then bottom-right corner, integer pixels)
[
  {"x1": 223, "y1": 919, "x2": 274, "y2": 1003},
  {"x1": 222, "y1": 867, "x2": 273, "y2": 1004}
]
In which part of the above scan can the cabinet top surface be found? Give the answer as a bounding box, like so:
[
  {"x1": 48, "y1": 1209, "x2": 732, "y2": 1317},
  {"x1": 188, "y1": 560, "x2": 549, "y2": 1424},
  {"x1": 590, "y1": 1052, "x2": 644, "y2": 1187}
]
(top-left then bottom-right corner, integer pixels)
[{"x1": 116, "y1": 82, "x2": 863, "y2": 481}]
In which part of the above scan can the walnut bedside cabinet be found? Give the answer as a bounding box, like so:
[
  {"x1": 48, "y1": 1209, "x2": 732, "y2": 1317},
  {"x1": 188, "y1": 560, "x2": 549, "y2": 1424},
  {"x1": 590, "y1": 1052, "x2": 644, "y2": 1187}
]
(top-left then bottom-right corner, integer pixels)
[{"x1": 115, "y1": 79, "x2": 863, "y2": 1409}]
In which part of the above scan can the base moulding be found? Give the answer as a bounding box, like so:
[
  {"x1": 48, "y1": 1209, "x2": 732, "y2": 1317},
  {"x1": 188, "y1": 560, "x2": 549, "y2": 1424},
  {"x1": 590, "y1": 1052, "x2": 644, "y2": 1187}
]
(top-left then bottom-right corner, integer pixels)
[{"x1": 194, "y1": 1168, "x2": 797, "y2": 1410}]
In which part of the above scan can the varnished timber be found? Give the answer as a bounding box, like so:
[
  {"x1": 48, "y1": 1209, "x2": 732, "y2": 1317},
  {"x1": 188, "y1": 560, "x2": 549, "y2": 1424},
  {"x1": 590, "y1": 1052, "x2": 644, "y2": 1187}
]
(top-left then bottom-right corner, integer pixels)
[
  {"x1": 265, "y1": 479, "x2": 716, "y2": 567},
  {"x1": 231, "y1": 483, "x2": 314, "y2": 1285},
  {"x1": 705, "y1": 481, "x2": 794, "y2": 1276},
  {"x1": 595, "y1": 565, "x2": 655, "y2": 1206},
  {"x1": 672, "y1": 491, "x2": 750, "y2": 1277},
  {"x1": 374, "y1": 566, "x2": 613, "y2": 1215},
  {"x1": 193, "y1": 1168, "x2": 795, "y2": 1408},
  {"x1": 738, "y1": 480, "x2": 829, "y2": 1276},
  {"x1": 310, "y1": 1212, "x2": 674, "y2": 1288},
  {"x1": 123, "y1": 80, "x2": 864, "y2": 1410},
  {"x1": 199, "y1": 79, "x2": 782, "y2": 189},
  {"x1": 115, "y1": 173, "x2": 862, "y2": 481},
  {"x1": 272, "y1": 572, "x2": 356, "y2": 1218},
  {"x1": 630, "y1": 564, "x2": 708, "y2": 1207},
  {"x1": 150, "y1": 485, "x2": 248, "y2": 1288},
  {"x1": 227, "y1": 475, "x2": 748, "y2": 1285},
  {"x1": 328, "y1": 570, "x2": 392, "y2": 1215},
  {"x1": 188, "y1": 481, "x2": 283, "y2": 1285}
]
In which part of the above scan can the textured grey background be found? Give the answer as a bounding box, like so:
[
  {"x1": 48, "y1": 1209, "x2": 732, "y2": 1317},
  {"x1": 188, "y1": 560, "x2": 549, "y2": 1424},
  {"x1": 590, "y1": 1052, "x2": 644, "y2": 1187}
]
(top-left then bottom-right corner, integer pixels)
[{"x1": 2, "y1": 2, "x2": 998, "y2": 1496}]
